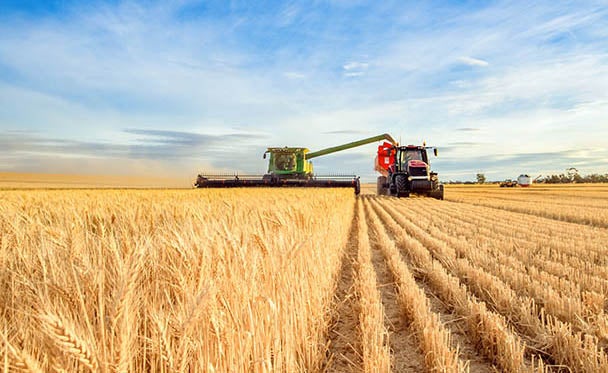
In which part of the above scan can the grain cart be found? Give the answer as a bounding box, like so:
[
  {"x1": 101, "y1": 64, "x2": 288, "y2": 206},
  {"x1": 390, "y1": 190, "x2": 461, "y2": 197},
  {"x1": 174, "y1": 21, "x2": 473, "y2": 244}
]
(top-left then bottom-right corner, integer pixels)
[
  {"x1": 375, "y1": 142, "x2": 444, "y2": 199},
  {"x1": 195, "y1": 133, "x2": 397, "y2": 195}
]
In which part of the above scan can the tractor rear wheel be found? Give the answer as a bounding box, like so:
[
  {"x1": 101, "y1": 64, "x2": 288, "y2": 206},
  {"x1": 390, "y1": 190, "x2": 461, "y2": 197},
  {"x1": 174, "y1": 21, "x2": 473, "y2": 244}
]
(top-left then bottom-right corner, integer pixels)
[{"x1": 377, "y1": 176, "x2": 387, "y2": 196}]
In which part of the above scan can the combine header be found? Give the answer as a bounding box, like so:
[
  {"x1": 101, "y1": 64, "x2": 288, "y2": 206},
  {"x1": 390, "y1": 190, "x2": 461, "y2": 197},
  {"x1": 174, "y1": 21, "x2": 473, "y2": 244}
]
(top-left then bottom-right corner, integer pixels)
[
  {"x1": 375, "y1": 141, "x2": 444, "y2": 199},
  {"x1": 195, "y1": 134, "x2": 397, "y2": 195}
]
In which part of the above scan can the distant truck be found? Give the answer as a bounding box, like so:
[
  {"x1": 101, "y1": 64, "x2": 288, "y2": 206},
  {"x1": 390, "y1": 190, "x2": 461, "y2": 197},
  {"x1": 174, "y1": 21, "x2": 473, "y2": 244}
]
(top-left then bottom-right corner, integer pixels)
[
  {"x1": 517, "y1": 174, "x2": 531, "y2": 187},
  {"x1": 499, "y1": 179, "x2": 517, "y2": 187}
]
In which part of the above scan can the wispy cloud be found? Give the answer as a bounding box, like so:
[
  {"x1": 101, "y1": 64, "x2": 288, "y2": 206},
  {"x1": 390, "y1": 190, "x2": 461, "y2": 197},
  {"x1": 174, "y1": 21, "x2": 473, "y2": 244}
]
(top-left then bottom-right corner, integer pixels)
[
  {"x1": 344, "y1": 71, "x2": 364, "y2": 77},
  {"x1": 343, "y1": 62, "x2": 369, "y2": 70},
  {"x1": 343, "y1": 61, "x2": 369, "y2": 77},
  {"x1": 458, "y1": 56, "x2": 489, "y2": 67}
]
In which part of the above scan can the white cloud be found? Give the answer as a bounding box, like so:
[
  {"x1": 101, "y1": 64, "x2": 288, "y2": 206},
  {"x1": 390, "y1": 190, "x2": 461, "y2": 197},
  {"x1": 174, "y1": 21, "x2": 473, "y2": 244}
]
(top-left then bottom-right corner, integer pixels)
[
  {"x1": 457, "y1": 56, "x2": 489, "y2": 67},
  {"x1": 344, "y1": 72, "x2": 364, "y2": 77},
  {"x1": 278, "y1": 3, "x2": 301, "y2": 27},
  {"x1": 343, "y1": 61, "x2": 369, "y2": 70},
  {"x1": 342, "y1": 61, "x2": 369, "y2": 77}
]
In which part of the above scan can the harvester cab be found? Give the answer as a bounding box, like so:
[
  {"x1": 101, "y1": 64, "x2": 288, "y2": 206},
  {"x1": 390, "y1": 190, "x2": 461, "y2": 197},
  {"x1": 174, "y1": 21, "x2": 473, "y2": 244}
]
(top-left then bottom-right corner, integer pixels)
[
  {"x1": 375, "y1": 142, "x2": 444, "y2": 199},
  {"x1": 195, "y1": 133, "x2": 397, "y2": 195},
  {"x1": 263, "y1": 147, "x2": 312, "y2": 177}
]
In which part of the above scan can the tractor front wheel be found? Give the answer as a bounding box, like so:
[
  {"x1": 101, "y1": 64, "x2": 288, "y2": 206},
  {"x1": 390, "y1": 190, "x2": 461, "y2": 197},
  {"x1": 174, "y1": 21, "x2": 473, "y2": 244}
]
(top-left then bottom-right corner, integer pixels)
[
  {"x1": 430, "y1": 184, "x2": 444, "y2": 200},
  {"x1": 395, "y1": 175, "x2": 409, "y2": 198}
]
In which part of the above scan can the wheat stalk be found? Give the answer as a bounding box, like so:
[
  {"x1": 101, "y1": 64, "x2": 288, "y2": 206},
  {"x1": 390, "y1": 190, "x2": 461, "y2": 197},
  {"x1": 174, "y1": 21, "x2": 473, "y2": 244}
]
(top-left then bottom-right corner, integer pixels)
[
  {"x1": 1, "y1": 331, "x2": 44, "y2": 373},
  {"x1": 153, "y1": 316, "x2": 175, "y2": 371},
  {"x1": 39, "y1": 313, "x2": 98, "y2": 371}
]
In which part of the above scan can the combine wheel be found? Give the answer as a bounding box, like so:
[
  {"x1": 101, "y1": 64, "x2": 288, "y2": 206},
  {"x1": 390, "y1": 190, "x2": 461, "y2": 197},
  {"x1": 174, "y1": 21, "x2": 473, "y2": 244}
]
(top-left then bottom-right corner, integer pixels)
[{"x1": 377, "y1": 176, "x2": 387, "y2": 196}]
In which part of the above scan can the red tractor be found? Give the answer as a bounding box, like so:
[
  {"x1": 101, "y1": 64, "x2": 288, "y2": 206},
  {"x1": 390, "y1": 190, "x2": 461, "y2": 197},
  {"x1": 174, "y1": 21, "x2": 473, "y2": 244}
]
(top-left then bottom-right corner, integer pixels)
[{"x1": 375, "y1": 142, "x2": 444, "y2": 199}]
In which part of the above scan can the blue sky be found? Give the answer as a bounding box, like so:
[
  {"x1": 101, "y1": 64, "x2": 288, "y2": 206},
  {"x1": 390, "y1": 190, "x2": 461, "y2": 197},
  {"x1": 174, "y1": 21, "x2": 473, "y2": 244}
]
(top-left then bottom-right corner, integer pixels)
[{"x1": 1, "y1": 0, "x2": 607, "y2": 181}]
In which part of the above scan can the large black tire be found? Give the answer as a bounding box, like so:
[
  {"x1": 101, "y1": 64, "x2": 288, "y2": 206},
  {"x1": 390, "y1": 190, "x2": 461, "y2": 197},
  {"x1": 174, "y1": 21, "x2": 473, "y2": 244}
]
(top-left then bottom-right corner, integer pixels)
[
  {"x1": 354, "y1": 178, "x2": 361, "y2": 195},
  {"x1": 395, "y1": 175, "x2": 409, "y2": 198},
  {"x1": 377, "y1": 176, "x2": 387, "y2": 196},
  {"x1": 430, "y1": 184, "x2": 444, "y2": 200}
]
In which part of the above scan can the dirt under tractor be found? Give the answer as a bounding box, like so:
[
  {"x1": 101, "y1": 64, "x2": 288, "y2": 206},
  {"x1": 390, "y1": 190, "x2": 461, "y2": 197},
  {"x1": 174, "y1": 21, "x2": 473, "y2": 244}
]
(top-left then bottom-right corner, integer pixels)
[
  {"x1": 375, "y1": 141, "x2": 444, "y2": 199},
  {"x1": 195, "y1": 133, "x2": 397, "y2": 195}
]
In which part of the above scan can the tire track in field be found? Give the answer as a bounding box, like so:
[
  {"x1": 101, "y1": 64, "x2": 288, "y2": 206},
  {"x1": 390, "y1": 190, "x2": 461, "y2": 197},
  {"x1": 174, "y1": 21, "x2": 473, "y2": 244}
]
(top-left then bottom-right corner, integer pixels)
[
  {"x1": 417, "y1": 280, "x2": 497, "y2": 373},
  {"x1": 366, "y1": 196, "x2": 496, "y2": 372},
  {"x1": 325, "y1": 202, "x2": 363, "y2": 373},
  {"x1": 362, "y1": 198, "x2": 427, "y2": 372}
]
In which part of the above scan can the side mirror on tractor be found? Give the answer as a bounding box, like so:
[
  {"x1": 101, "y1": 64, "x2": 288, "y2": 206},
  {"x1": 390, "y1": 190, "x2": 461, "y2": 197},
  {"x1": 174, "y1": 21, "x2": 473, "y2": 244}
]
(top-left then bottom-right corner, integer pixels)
[{"x1": 434, "y1": 148, "x2": 438, "y2": 157}]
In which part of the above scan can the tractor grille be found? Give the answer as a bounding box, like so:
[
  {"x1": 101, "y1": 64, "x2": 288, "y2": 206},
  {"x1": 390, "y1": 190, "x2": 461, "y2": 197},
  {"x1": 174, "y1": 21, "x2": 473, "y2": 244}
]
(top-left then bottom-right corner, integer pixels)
[{"x1": 409, "y1": 167, "x2": 427, "y2": 177}]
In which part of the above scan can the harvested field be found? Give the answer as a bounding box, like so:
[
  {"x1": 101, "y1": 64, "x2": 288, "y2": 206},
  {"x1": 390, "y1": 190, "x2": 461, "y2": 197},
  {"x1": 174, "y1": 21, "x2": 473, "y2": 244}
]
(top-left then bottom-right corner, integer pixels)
[{"x1": 1, "y1": 183, "x2": 607, "y2": 372}]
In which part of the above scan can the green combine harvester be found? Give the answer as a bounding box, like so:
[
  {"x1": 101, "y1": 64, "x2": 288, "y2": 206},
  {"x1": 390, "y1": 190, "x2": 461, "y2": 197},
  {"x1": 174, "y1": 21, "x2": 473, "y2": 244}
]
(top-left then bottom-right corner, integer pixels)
[{"x1": 195, "y1": 133, "x2": 397, "y2": 195}]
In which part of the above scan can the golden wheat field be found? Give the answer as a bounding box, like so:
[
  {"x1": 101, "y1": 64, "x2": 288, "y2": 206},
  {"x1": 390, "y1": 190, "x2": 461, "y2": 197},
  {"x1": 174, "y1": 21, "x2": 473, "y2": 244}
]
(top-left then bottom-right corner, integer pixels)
[{"x1": 2, "y1": 182, "x2": 608, "y2": 372}]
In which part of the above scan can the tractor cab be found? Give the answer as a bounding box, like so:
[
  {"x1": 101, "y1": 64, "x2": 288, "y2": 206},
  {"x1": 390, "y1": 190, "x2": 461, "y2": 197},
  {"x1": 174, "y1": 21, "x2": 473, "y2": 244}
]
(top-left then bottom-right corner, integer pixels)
[
  {"x1": 395, "y1": 145, "x2": 435, "y2": 177},
  {"x1": 397, "y1": 146, "x2": 426, "y2": 167}
]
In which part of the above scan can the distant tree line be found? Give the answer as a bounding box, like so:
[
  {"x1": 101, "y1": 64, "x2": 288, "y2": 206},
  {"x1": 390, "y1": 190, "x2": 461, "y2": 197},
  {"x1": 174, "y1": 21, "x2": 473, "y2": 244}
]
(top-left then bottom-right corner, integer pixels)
[
  {"x1": 445, "y1": 169, "x2": 608, "y2": 184},
  {"x1": 538, "y1": 168, "x2": 608, "y2": 184}
]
